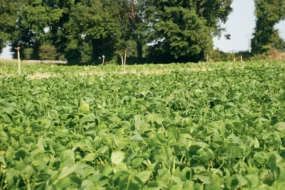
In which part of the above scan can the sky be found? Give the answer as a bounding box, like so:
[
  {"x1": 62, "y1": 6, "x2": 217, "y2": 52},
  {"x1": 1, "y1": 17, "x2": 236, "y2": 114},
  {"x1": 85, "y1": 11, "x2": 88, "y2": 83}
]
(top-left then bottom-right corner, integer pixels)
[{"x1": 0, "y1": 0, "x2": 284, "y2": 58}]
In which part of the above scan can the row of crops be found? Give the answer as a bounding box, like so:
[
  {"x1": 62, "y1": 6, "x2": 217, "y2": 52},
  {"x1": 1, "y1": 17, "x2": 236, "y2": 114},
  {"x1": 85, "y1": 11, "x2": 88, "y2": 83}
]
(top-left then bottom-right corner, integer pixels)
[{"x1": 0, "y1": 61, "x2": 285, "y2": 189}]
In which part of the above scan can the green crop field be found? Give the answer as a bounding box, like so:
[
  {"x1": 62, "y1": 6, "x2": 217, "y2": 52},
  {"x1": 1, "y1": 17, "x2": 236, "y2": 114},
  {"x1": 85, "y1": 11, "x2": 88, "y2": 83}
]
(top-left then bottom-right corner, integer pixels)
[{"x1": 1, "y1": 61, "x2": 285, "y2": 189}]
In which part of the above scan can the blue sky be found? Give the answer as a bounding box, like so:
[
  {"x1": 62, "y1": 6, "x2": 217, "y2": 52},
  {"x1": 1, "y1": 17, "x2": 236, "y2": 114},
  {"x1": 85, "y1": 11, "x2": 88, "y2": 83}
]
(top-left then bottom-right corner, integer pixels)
[{"x1": 1, "y1": 0, "x2": 284, "y2": 58}]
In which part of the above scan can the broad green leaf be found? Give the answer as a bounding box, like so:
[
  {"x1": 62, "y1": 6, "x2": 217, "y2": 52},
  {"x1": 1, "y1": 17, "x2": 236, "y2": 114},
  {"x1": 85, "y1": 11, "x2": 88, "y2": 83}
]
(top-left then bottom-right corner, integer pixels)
[
  {"x1": 195, "y1": 171, "x2": 211, "y2": 184},
  {"x1": 275, "y1": 122, "x2": 285, "y2": 137},
  {"x1": 111, "y1": 151, "x2": 125, "y2": 165},
  {"x1": 268, "y1": 154, "x2": 277, "y2": 175},
  {"x1": 277, "y1": 164, "x2": 285, "y2": 181},
  {"x1": 136, "y1": 171, "x2": 151, "y2": 184},
  {"x1": 113, "y1": 163, "x2": 128, "y2": 173},
  {"x1": 1, "y1": 114, "x2": 12, "y2": 123},
  {"x1": 80, "y1": 114, "x2": 95, "y2": 125},
  {"x1": 170, "y1": 184, "x2": 183, "y2": 190},
  {"x1": 131, "y1": 158, "x2": 144, "y2": 168},
  {"x1": 0, "y1": 131, "x2": 8, "y2": 141},
  {"x1": 236, "y1": 174, "x2": 248, "y2": 187},
  {"x1": 102, "y1": 165, "x2": 113, "y2": 176},
  {"x1": 196, "y1": 175, "x2": 211, "y2": 184},
  {"x1": 81, "y1": 179, "x2": 94, "y2": 189},
  {"x1": 131, "y1": 132, "x2": 143, "y2": 141},
  {"x1": 83, "y1": 153, "x2": 95, "y2": 162},
  {"x1": 54, "y1": 164, "x2": 78, "y2": 184},
  {"x1": 79, "y1": 103, "x2": 90, "y2": 113},
  {"x1": 183, "y1": 181, "x2": 195, "y2": 189},
  {"x1": 245, "y1": 174, "x2": 259, "y2": 187},
  {"x1": 0, "y1": 151, "x2": 6, "y2": 166}
]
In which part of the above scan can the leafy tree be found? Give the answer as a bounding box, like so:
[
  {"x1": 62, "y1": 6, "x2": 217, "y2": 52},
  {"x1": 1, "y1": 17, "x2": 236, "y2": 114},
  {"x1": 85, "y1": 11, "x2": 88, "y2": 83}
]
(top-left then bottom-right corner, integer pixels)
[
  {"x1": 9, "y1": 0, "x2": 63, "y2": 59},
  {"x1": 0, "y1": 0, "x2": 24, "y2": 53},
  {"x1": 274, "y1": 35, "x2": 285, "y2": 52},
  {"x1": 39, "y1": 44, "x2": 57, "y2": 60},
  {"x1": 101, "y1": 0, "x2": 146, "y2": 63},
  {"x1": 251, "y1": 0, "x2": 285, "y2": 54},
  {"x1": 7, "y1": 0, "x2": 120, "y2": 63},
  {"x1": 47, "y1": 0, "x2": 121, "y2": 64},
  {"x1": 23, "y1": 48, "x2": 33, "y2": 59},
  {"x1": 121, "y1": 0, "x2": 146, "y2": 61},
  {"x1": 1, "y1": 0, "x2": 234, "y2": 64},
  {"x1": 143, "y1": 0, "x2": 233, "y2": 63}
]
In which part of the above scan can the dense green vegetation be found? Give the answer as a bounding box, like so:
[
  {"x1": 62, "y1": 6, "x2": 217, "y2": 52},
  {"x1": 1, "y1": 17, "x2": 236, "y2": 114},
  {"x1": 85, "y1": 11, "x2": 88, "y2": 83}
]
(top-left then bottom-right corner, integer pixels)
[
  {"x1": 2, "y1": 1, "x2": 285, "y2": 63},
  {"x1": 0, "y1": 0, "x2": 234, "y2": 63},
  {"x1": 251, "y1": 0, "x2": 285, "y2": 54},
  {"x1": 0, "y1": 61, "x2": 285, "y2": 189}
]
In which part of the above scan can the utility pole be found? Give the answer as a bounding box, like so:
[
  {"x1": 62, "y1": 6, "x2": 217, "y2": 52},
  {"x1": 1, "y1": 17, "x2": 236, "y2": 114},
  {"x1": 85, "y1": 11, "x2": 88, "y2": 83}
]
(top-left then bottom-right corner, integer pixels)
[{"x1": 15, "y1": 46, "x2": 21, "y2": 74}]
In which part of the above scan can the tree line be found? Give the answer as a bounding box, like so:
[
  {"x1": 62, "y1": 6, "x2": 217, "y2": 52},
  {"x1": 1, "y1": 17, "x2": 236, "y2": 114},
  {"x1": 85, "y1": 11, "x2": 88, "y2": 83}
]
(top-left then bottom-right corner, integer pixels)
[{"x1": 0, "y1": 0, "x2": 284, "y2": 64}]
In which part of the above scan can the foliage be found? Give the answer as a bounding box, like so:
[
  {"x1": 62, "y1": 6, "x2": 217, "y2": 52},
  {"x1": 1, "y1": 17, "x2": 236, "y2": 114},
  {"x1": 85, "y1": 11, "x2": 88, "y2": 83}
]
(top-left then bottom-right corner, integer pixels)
[
  {"x1": 251, "y1": 0, "x2": 285, "y2": 54},
  {"x1": 0, "y1": 61, "x2": 285, "y2": 189},
  {"x1": 23, "y1": 48, "x2": 33, "y2": 60},
  {"x1": 144, "y1": 0, "x2": 232, "y2": 63},
  {"x1": 0, "y1": 0, "x2": 24, "y2": 52},
  {"x1": 6, "y1": 0, "x2": 64, "y2": 60},
  {"x1": 39, "y1": 45, "x2": 57, "y2": 60},
  {"x1": 250, "y1": 49, "x2": 285, "y2": 61},
  {"x1": 2, "y1": 0, "x2": 285, "y2": 63},
  {"x1": 0, "y1": 0, "x2": 233, "y2": 64},
  {"x1": 113, "y1": 0, "x2": 146, "y2": 61},
  {"x1": 208, "y1": 49, "x2": 235, "y2": 62},
  {"x1": 273, "y1": 36, "x2": 285, "y2": 52},
  {"x1": 60, "y1": 0, "x2": 120, "y2": 64}
]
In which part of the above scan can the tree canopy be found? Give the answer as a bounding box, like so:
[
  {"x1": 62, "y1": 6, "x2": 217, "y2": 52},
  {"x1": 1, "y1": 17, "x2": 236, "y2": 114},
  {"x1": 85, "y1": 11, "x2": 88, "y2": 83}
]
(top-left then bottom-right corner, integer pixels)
[
  {"x1": 144, "y1": 0, "x2": 232, "y2": 62},
  {"x1": 251, "y1": 0, "x2": 285, "y2": 54},
  {"x1": 0, "y1": 0, "x2": 23, "y2": 53},
  {"x1": 1, "y1": 0, "x2": 235, "y2": 63}
]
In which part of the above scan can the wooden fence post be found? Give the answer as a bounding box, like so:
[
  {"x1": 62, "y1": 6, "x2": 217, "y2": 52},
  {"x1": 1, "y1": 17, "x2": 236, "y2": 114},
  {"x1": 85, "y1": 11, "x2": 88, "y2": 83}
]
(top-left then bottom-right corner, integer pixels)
[
  {"x1": 124, "y1": 50, "x2": 127, "y2": 65},
  {"x1": 121, "y1": 56, "x2": 124, "y2": 65},
  {"x1": 15, "y1": 47, "x2": 21, "y2": 74},
  {"x1": 102, "y1": 55, "x2": 105, "y2": 65}
]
